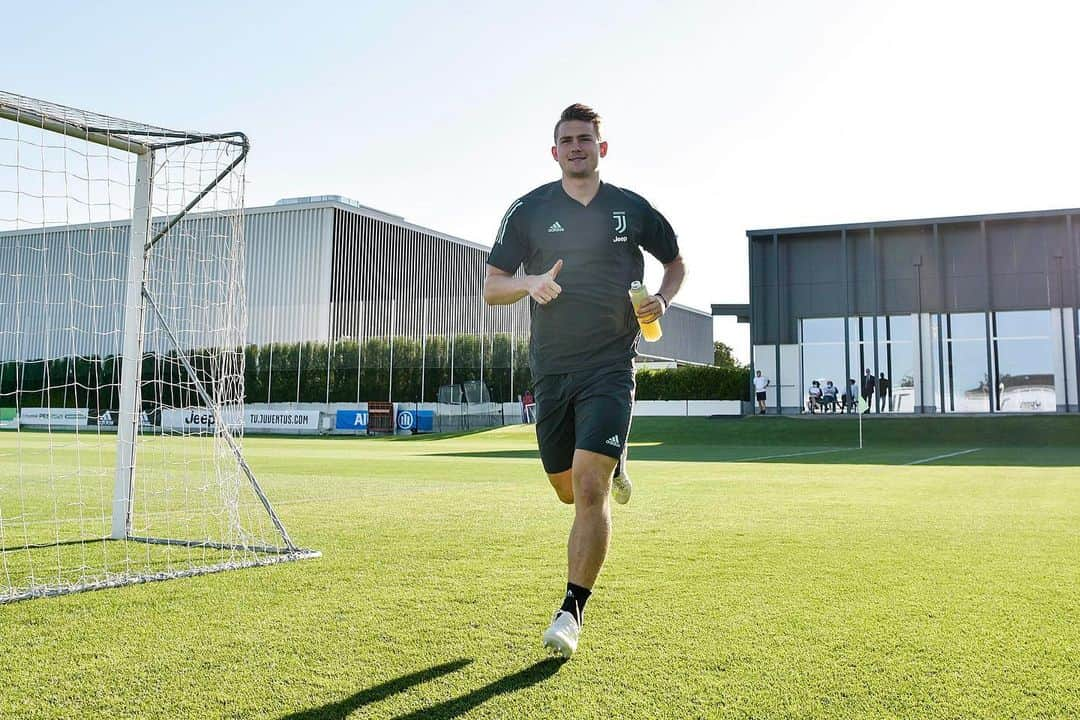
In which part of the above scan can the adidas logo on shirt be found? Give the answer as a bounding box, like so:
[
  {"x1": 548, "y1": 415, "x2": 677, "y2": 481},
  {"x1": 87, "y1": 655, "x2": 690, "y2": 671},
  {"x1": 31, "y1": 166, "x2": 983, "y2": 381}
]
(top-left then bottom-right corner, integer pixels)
[
  {"x1": 605, "y1": 435, "x2": 620, "y2": 448},
  {"x1": 547, "y1": 221, "x2": 564, "y2": 233}
]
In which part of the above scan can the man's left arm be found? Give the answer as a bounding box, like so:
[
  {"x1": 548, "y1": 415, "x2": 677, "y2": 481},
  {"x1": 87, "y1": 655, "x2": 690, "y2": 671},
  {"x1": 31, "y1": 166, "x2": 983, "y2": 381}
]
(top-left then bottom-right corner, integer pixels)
[{"x1": 635, "y1": 255, "x2": 686, "y2": 324}]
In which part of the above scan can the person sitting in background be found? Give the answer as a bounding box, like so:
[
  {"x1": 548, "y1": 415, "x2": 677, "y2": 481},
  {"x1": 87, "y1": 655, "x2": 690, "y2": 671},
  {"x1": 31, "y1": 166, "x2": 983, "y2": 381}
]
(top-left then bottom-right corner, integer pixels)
[
  {"x1": 821, "y1": 380, "x2": 839, "y2": 412},
  {"x1": 806, "y1": 380, "x2": 823, "y2": 414}
]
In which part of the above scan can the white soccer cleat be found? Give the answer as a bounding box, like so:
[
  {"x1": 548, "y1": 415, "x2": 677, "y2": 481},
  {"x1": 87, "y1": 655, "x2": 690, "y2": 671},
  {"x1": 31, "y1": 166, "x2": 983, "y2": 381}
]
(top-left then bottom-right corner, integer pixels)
[
  {"x1": 542, "y1": 611, "x2": 580, "y2": 658},
  {"x1": 611, "y1": 468, "x2": 632, "y2": 505}
]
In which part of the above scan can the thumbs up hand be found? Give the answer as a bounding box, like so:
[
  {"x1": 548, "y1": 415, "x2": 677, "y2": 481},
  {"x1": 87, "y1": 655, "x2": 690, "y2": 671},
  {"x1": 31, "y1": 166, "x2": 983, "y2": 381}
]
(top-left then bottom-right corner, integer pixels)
[{"x1": 527, "y1": 259, "x2": 564, "y2": 304}]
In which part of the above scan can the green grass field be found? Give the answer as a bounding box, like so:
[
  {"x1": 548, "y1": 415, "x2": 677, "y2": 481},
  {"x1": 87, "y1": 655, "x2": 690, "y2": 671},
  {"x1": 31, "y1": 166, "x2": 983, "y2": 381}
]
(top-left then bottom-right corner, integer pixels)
[{"x1": 2, "y1": 416, "x2": 1078, "y2": 719}]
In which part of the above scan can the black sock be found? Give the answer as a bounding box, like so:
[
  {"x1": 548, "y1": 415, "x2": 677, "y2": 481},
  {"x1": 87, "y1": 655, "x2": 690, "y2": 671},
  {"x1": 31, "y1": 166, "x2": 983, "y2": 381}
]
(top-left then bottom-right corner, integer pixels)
[{"x1": 560, "y1": 582, "x2": 591, "y2": 625}]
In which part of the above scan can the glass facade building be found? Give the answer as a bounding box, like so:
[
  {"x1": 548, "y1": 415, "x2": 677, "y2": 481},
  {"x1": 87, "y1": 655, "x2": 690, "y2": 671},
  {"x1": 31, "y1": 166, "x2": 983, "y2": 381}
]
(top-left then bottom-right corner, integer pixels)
[{"x1": 744, "y1": 208, "x2": 1079, "y2": 414}]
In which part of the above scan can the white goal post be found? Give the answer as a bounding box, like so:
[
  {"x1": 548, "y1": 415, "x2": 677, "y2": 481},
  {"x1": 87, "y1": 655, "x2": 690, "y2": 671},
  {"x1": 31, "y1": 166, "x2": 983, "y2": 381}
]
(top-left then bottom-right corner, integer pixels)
[{"x1": 0, "y1": 91, "x2": 318, "y2": 603}]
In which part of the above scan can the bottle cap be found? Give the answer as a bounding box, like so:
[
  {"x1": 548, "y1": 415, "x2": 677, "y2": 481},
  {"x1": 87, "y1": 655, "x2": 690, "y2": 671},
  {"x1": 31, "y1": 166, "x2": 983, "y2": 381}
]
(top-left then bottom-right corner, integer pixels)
[{"x1": 630, "y1": 281, "x2": 642, "y2": 290}]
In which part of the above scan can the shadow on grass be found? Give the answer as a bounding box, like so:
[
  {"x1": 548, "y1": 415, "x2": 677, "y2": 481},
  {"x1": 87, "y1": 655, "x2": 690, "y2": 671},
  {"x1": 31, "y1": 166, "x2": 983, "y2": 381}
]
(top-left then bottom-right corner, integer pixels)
[
  {"x1": 388, "y1": 658, "x2": 565, "y2": 720},
  {"x1": 392, "y1": 426, "x2": 510, "y2": 442},
  {"x1": 278, "y1": 658, "x2": 471, "y2": 720},
  {"x1": 430, "y1": 446, "x2": 1080, "y2": 467}
]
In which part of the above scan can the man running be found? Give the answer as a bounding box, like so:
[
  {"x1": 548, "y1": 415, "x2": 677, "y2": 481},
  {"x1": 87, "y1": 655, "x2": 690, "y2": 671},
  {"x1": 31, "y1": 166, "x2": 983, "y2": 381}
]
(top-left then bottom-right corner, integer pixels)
[{"x1": 484, "y1": 103, "x2": 685, "y2": 658}]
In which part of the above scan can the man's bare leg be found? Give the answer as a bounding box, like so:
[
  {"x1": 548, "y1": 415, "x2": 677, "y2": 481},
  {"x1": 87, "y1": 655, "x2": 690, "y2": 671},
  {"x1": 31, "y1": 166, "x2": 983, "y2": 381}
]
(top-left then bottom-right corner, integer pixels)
[
  {"x1": 567, "y1": 448, "x2": 617, "y2": 589},
  {"x1": 543, "y1": 448, "x2": 617, "y2": 657},
  {"x1": 547, "y1": 469, "x2": 574, "y2": 504}
]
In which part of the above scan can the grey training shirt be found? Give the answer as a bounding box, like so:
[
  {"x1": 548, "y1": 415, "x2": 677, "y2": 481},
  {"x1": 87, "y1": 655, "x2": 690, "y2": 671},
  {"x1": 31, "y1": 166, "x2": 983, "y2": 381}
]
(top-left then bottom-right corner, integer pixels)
[{"x1": 487, "y1": 181, "x2": 679, "y2": 378}]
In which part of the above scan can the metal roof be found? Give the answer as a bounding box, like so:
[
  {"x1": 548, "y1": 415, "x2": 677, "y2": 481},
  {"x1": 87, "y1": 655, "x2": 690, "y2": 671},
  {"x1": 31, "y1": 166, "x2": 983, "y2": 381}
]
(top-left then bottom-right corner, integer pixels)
[
  {"x1": 0, "y1": 194, "x2": 491, "y2": 254},
  {"x1": 251, "y1": 195, "x2": 490, "y2": 253},
  {"x1": 747, "y1": 206, "x2": 1080, "y2": 238},
  {"x1": 711, "y1": 304, "x2": 750, "y2": 322}
]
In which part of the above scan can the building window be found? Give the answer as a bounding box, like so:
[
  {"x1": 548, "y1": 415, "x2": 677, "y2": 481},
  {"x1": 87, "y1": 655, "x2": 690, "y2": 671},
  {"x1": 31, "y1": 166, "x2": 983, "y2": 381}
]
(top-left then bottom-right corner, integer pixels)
[
  {"x1": 877, "y1": 315, "x2": 914, "y2": 413},
  {"x1": 800, "y1": 318, "x2": 845, "y2": 412},
  {"x1": 847, "y1": 316, "x2": 873, "y2": 390},
  {"x1": 945, "y1": 312, "x2": 990, "y2": 413},
  {"x1": 846, "y1": 316, "x2": 914, "y2": 413},
  {"x1": 993, "y1": 310, "x2": 1054, "y2": 412}
]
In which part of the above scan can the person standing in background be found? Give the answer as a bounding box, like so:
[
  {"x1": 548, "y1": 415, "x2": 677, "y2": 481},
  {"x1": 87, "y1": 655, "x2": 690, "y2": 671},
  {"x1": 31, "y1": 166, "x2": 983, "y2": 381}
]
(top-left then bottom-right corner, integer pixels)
[
  {"x1": 877, "y1": 373, "x2": 891, "y2": 413},
  {"x1": 862, "y1": 368, "x2": 875, "y2": 414},
  {"x1": 754, "y1": 370, "x2": 771, "y2": 415}
]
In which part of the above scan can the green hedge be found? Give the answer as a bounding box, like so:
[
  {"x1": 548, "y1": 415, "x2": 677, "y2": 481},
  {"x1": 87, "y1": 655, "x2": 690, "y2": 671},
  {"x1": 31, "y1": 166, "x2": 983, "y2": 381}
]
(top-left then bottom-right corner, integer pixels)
[
  {"x1": 0, "y1": 333, "x2": 533, "y2": 409},
  {"x1": 2, "y1": 343, "x2": 749, "y2": 407},
  {"x1": 636, "y1": 365, "x2": 750, "y2": 401}
]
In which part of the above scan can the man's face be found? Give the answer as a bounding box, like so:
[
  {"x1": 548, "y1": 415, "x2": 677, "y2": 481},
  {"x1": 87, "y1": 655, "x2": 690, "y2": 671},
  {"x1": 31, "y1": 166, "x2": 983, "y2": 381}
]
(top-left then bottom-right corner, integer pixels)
[{"x1": 551, "y1": 119, "x2": 607, "y2": 178}]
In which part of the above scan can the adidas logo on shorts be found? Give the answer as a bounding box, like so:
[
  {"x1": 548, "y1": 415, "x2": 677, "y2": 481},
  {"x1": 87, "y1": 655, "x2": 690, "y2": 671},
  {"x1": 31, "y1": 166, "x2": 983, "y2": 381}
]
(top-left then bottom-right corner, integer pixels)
[{"x1": 605, "y1": 435, "x2": 620, "y2": 448}]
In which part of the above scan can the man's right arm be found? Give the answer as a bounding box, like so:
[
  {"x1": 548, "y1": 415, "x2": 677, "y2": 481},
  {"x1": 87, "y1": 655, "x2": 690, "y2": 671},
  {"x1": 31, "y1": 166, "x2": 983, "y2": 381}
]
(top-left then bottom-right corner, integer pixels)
[{"x1": 483, "y1": 260, "x2": 563, "y2": 306}]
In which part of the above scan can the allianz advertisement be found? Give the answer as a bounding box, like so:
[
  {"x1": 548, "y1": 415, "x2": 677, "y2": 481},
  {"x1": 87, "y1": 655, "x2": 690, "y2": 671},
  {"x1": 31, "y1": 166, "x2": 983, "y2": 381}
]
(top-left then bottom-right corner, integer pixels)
[
  {"x1": 335, "y1": 409, "x2": 369, "y2": 431},
  {"x1": 395, "y1": 408, "x2": 434, "y2": 432},
  {"x1": 161, "y1": 408, "x2": 321, "y2": 432},
  {"x1": 335, "y1": 407, "x2": 432, "y2": 433}
]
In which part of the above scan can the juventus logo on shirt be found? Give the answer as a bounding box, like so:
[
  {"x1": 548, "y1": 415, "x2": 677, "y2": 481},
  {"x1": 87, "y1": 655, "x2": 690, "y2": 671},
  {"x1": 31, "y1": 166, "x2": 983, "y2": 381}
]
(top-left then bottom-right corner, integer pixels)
[{"x1": 612, "y1": 211, "x2": 627, "y2": 234}]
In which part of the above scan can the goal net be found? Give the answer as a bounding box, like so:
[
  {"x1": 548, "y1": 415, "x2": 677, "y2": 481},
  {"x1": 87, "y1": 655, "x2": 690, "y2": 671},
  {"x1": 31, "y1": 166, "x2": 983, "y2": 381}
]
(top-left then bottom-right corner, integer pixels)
[{"x1": 0, "y1": 91, "x2": 317, "y2": 603}]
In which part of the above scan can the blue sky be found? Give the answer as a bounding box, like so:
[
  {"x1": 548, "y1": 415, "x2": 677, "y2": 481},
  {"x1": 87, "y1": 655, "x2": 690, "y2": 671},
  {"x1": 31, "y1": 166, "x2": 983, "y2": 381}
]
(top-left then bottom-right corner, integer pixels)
[{"x1": 8, "y1": 0, "x2": 1080, "y2": 361}]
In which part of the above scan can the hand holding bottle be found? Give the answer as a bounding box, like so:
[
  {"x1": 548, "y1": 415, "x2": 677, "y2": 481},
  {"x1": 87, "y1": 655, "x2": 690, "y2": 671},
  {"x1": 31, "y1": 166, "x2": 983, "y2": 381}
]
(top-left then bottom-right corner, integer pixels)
[{"x1": 628, "y1": 281, "x2": 664, "y2": 342}]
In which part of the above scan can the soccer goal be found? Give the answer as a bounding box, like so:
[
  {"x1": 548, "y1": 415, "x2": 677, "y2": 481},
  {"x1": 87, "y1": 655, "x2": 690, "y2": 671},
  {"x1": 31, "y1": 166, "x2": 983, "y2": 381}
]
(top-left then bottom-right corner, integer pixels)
[{"x1": 0, "y1": 91, "x2": 317, "y2": 604}]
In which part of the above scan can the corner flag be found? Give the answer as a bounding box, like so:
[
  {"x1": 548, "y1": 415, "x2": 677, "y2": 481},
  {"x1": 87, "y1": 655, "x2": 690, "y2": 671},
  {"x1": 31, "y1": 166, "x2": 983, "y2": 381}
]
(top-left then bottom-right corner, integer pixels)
[{"x1": 857, "y1": 396, "x2": 867, "y2": 450}]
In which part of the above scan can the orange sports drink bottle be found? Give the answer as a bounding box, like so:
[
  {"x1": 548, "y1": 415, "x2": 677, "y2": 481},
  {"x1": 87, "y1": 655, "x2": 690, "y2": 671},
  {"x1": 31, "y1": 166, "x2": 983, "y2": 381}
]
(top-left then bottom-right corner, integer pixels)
[{"x1": 629, "y1": 281, "x2": 663, "y2": 342}]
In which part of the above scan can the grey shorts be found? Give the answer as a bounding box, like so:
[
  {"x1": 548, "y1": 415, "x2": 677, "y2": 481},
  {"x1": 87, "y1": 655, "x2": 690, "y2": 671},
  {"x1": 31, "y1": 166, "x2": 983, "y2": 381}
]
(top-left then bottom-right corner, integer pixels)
[{"x1": 533, "y1": 363, "x2": 635, "y2": 474}]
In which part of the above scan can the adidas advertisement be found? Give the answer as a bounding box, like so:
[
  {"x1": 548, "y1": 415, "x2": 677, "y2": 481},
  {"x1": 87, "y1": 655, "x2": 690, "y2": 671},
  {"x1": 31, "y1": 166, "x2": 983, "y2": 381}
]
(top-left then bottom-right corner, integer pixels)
[{"x1": 91, "y1": 411, "x2": 155, "y2": 428}]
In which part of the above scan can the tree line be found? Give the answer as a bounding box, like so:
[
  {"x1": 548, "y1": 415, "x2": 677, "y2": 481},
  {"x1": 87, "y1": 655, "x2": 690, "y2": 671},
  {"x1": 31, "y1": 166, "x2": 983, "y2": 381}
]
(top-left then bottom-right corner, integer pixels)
[{"x1": 1, "y1": 334, "x2": 751, "y2": 411}]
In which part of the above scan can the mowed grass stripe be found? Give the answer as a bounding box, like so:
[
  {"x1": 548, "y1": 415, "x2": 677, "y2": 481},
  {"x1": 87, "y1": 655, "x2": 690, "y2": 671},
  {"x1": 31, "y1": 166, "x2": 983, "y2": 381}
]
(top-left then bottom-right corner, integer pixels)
[
  {"x1": 906, "y1": 448, "x2": 982, "y2": 465},
  {"x1": 730, "y1": 447, "x2": 851, "y2": 462}
]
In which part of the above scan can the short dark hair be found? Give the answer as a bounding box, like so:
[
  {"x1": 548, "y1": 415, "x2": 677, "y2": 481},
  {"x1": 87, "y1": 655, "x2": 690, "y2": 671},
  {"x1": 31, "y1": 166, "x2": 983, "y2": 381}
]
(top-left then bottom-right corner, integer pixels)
[{"x1": 554, "y1": 104, "x2": 602, "y2": 143}]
